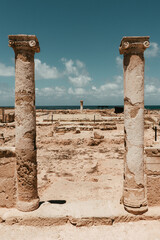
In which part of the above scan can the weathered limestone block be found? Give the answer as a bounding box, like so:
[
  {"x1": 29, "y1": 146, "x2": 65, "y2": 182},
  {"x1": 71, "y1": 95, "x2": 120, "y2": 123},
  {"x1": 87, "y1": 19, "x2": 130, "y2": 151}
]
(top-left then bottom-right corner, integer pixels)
[
  {"x1": 0, "y1": 147, "x2": 16, "y2": 208},
  {"x1": 120, "y1": 36, "x2": 150, "y2": 214},
  {"x1": 9, "y1": 35, "x2": 40, "y2": 212},
  {"x1": 145, "y1": 147, "x2": 160, "y2": 206},
  {"x1": 94, "y1": 131, "x2": 104, "y2": 139},
  {"x1": 88, "y1": 138, "x2": 103, "y2": 146}
]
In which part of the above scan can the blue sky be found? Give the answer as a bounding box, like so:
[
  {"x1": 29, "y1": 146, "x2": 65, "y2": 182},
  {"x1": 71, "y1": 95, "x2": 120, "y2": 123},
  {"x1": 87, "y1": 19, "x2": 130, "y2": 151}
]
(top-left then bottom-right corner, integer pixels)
[{"x1": 0, "y1": 0, "x2": 160, "y2": 106}]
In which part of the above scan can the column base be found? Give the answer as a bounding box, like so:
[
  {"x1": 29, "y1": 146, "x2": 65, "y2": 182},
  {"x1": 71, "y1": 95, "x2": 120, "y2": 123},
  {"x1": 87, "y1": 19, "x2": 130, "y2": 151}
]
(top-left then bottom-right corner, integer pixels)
[
  {"x1": 124, "y1": 205, "x2": 148, "y2": 215},
  {"x1": 16, "y1": 198, "x2": 39, "y2": 212},
  {"x1": 123, "y1": 188, "x2": 148, "y2": 214}
]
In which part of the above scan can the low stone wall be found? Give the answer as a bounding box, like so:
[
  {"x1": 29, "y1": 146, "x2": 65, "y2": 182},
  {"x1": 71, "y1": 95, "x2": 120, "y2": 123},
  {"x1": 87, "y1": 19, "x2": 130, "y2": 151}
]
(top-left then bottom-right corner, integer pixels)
[
  {"x1": 145, "y1": 147, "x2": 160, "y2": 206},
  {"x1": 0, "y1": 147, "x2": 16, "y2": 208}
]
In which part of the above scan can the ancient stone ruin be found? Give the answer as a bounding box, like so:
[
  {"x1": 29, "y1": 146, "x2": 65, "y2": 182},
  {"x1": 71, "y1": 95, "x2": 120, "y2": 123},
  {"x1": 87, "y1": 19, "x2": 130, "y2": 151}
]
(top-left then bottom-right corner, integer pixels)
[
  {"x1": 0, "y1": 34, "x2": 160, "y2": 220},
  {"x1": 119, "y1": 36, "x2": 150, "y2": 214},
  {"x1": 80, "y1": 100, "x2": 83, "y2": 112},
  {"x1": 8, "y1": 35, "x2": 40, "y2": 211}
]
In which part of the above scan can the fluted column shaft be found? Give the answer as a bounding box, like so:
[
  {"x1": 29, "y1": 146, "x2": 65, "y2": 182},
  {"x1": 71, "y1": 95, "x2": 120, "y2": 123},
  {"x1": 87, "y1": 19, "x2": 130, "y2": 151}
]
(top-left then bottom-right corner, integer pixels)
[
  {"x1": 119, "y1": 36, "x2": 150, "y2": 214},
  {"x1": 8, "y1": 35, "x2": 40, "y2": 212}
]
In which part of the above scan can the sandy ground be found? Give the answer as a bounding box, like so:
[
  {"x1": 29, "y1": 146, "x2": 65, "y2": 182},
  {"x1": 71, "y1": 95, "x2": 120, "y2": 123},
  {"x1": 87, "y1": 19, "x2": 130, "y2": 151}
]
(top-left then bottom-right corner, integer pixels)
[
  {"x1": 0, "y1": 220, "x2": 160, "y2": 240},
  {"x1": 0, "y1": 108, "x2": 160, "y2": 238}
]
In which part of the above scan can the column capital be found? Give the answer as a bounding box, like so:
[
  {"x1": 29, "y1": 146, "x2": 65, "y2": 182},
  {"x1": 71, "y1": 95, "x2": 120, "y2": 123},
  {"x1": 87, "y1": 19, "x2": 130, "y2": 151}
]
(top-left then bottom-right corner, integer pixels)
[
  {"x1": 119, "y1": 36, "x2": 150, "y2": 55},
  {"x1": 8, "y1": 34, "x2": 40, "y2": 53}
]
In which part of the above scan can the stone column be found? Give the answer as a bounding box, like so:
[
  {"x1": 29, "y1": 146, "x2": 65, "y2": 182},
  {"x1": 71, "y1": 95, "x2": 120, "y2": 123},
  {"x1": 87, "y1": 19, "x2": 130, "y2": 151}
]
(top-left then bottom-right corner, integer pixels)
[
  {"x1": 119, "y1": 36, "x2": 150, "y2": 214},
  {"x1": 8, "y1": 35, "x2": 40, "y2": 212},
  {"x1": 80, "y1": 100, "x2": 83, "y2": 112}
]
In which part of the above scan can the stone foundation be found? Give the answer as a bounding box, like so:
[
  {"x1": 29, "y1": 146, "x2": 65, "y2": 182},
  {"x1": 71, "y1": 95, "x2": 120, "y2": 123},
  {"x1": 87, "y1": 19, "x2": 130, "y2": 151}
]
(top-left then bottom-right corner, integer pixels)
[
  {"x1": 0, "y1": 147, "x2": 16, "y2": 208},
  {"x1": 145, "y1": 147, "x2": 160, "y2": 206}
]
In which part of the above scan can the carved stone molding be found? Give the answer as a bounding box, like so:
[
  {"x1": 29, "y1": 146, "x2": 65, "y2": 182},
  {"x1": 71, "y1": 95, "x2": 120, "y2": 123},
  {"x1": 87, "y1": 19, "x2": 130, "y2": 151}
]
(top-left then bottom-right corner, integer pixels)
[
  {"x1": 119, "y1": 36, "x2": 150, "y2": 54},
  {"x1": 8, "y1": 35, "x2": 40, "y2": 53}
]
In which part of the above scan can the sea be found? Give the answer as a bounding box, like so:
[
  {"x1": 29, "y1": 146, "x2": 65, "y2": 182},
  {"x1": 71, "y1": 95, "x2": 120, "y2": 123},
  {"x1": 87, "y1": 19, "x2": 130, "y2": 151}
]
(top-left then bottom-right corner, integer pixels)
[{"x1": 1, "y1": 105, "x2": 160, "y2": 110}]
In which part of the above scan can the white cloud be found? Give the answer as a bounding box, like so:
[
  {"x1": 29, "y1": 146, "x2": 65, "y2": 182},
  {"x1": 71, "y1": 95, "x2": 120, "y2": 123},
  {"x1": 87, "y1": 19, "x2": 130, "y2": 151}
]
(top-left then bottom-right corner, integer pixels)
[
  {"x1": 144, "y1": 77, "x2": 160, "y2": 97},
  {"x1": 0, "y1": 63, "x2": 14, "y2": 76},
  {"x1": 34, "y1": 58, "x2": 92, "y2": 87},
  {"x1": 76, "y1": 60, "x2": 84, "y2": 68},
  {"x1": 35, "y1": 59, "x2": 60, "y2": 80},
  {"x1": 36, "y1": 86, "x2": 66, "y2": 97},
  {"x1": 68, "y1": 87, "x2": 87, "y2": 95},
  {"x1": 91, "y1": 80, "x2": 123, "y2": 98},
  {"x1": 91, "y1": 86, "x2": 97, "y2": 91},
  {"x1": 55, "y1": 86, "x2": 66, "y2": 96},
  {"x1": 62, "y1": 58, "x2": 92, "y2": 87},
  {"x1": 116, "y1": 56, "x2": 123, "y2": 68},
  {"x1": 145, "y1": 42, "x2": 159, "y2": 58},
  {"x1": 100, "y1": 82, "x2": 119, "y2": 91},
  {"x1": 145, "y1": 84, "x2": 156, "y2": 93},
  {"x1": 68, "y1": 75, "x2": 91, "y2": 87},
  {"x1": 115, "y1": 75, "x2": 123, "y2": 83},
  {"x1": 62, "y1": 58, "x2": 78, "y2": 75}
]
